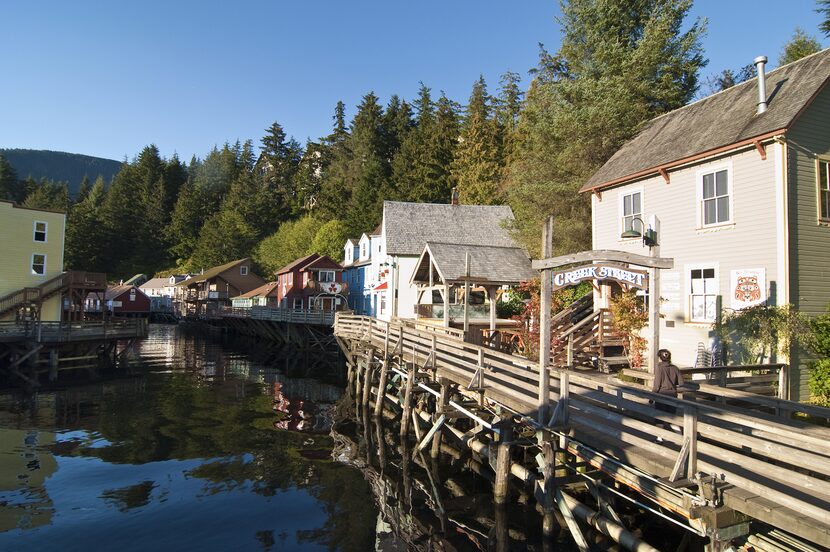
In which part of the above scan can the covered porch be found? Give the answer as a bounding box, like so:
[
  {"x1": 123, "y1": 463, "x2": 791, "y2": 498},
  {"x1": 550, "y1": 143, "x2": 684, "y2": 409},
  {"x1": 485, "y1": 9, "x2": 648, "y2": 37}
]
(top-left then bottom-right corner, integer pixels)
[{"x1": 409, "y1": 242, "x2": 536, "y2": 346}]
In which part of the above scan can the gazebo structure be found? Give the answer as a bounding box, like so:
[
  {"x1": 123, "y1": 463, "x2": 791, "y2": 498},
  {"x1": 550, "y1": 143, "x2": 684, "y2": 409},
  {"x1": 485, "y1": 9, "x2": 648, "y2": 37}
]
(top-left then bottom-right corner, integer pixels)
[{"x1": 409, "y1": 242, "x2": 536, "y2": 344}]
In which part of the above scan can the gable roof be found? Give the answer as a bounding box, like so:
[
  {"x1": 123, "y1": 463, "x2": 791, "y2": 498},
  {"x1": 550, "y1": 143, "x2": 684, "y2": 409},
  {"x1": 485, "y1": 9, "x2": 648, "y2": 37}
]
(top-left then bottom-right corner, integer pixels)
[
  {"x1": 300, "y1": 255, "x2": 343, "y2": 272},
  {"x1": 236, "y1": 281, "x2": 280, "y2": 299},
  {"x1": 177, "y1": 258, "x2": 251, "y2": 286},
  {"x1": 140, "y1": 277, "x2": 171, "y2": 290},
  {"x1": 410, "y1": 242, "x2": 537, "y2": 286},
  {"x1": 276, "y1": 253, "x2": 320, "y2": 275},
  {"x1": 88, "y1": 284, "x2": 149, "y2": 302},
  {"x1": 581, "y1": 48, "x2": 830, "y2": 193},
  {"x1": 383, "y1": 201, "x2": 519, "y2": 256}
]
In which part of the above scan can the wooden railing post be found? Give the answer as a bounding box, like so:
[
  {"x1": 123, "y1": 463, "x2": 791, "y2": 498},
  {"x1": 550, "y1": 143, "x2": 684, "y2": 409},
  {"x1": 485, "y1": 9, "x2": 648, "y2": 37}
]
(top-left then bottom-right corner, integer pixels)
[{"x1": 566, "y1": 334, "x2": 574, "y2": 367}]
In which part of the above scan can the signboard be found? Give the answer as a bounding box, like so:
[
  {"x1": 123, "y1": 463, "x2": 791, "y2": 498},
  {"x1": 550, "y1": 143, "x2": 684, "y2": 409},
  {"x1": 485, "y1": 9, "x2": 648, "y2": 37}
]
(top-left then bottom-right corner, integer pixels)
[
  {"x1": 322, "y1": 282, "x2": 342, "y2": 294},
  {"x1": 730, "y1": 268, "x2": 766, "y2": 309},
  {"x1": 552, "y1": 264, "x2": 649, "y2": 291}
]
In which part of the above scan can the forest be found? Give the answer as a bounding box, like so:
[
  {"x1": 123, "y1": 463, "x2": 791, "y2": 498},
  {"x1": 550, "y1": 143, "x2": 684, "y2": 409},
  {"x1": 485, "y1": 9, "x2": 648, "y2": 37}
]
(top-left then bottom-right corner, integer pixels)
[{"x1": 0, "y1": 0, "x2": 826, "y2": 282}]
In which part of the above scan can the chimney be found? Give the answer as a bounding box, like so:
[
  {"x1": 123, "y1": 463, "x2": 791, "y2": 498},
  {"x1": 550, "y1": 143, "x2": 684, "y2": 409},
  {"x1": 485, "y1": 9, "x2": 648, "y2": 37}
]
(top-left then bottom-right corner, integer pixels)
[
  {"x1": 754, "y1": 55, "x2": 768, "y2": 115},
  {"x1": 451, "y1": 187, "x2": 459, "y2": 205}
]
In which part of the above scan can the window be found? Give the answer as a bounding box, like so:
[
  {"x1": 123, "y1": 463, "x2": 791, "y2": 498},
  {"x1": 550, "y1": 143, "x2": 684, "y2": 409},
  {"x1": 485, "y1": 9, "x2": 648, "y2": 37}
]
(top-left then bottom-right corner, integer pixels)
[
  {"x1": 319, "y1": 270, "x2": 335, "y2": 283},
  {"x1": 293, "y1": 297, "x2": 304, "y2": 309},
  {"x1": 379, "y1": 295, "x2": 386, "y2": 315},
  {"x1": 33, "y1": 221, "x2": 47, "y2": 243},
  {"x1": 240, "y1": 266, "x2": 248, "y2": 276},
  {"x1": 129, "y1": 289, "x2": 136, "y2": 302},
  {"x1": 32, "y1": 254, "x2": 46, "y2": 276},
  {"x1": 621, "y1": 191, "x2": 642, "y2": 234},
  {"x1": 820, "y1": 160, "x2": 830, "y2": 221},
  {"x1": 701, "y1": 168, "x2": 730, "y2": 225},
  {"x1": 361, "y1": 244, "x2": 367, "y2": 258},
  {"x1": 690, "y1": 268, "x2": 718, "y2": 322}
]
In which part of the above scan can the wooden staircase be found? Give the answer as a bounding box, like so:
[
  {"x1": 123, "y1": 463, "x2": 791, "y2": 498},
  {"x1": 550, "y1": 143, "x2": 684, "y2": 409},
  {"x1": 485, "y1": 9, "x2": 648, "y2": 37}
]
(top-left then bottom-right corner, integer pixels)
[
  {"x1": 549, "y1": 295, "x2": 627, "y2": 369},
  {"x1": 0, "y1": 271, "x2": 107, "y2": 319}
]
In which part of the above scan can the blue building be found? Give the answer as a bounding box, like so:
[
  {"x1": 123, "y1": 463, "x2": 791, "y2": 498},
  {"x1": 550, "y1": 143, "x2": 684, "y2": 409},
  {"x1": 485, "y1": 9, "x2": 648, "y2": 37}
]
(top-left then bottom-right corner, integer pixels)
[{"x1": 342, "y1": 227, "x2": 381, "y2": 315}]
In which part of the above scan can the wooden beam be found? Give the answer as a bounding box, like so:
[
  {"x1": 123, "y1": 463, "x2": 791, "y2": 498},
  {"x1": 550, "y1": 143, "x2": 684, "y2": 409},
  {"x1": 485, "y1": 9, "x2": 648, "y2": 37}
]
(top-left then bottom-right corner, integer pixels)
[
  {"x1": 532, "y1": 249, "x2": 674, "y2": 270},
  {"x1": 659, "y1": 167, "x2": 670, "y2": 183}
]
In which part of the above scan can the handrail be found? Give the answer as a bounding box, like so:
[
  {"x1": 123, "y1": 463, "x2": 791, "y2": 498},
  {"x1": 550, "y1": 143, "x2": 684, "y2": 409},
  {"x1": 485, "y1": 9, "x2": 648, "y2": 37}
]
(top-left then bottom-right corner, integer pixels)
[{"x1": 333, "y1": 313, "x2": 830, "y2": 538}]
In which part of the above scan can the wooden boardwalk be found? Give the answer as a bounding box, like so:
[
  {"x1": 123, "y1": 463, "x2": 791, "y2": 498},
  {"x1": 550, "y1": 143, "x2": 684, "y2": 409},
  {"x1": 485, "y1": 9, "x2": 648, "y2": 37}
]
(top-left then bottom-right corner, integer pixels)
[
  {"x1": 221, "y1": 306, "x2": 335, "y2": 326},
  {"x1": 0, "y1": 319, "x2": 147, "y2": 343},
  {"x1": 334, "y1": 313, "x2": 830, "y2": 550}
]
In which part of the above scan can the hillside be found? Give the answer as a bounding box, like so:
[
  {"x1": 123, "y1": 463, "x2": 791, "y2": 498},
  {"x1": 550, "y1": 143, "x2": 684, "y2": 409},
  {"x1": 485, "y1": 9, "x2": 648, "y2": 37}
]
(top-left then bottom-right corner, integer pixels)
[{"x1": 0, "y1": 149, "x2": 122, "y2": 196}]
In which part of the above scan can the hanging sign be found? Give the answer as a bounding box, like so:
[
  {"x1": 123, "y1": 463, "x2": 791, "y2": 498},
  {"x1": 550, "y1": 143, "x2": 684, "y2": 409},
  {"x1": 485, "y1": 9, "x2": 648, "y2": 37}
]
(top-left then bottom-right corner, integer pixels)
[
  {"x1": 730, "y1": 268, "x2": 766, "y2": 309},
  {"x1": 551, "y1": 264, "x2": 649, "y2": 291}
]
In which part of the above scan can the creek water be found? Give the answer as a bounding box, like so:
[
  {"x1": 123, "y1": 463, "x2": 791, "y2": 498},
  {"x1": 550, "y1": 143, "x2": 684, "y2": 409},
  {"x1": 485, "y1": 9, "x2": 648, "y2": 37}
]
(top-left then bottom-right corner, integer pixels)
[{"x1": 0, "y1": 324, "x2": 383, "y2": 552}]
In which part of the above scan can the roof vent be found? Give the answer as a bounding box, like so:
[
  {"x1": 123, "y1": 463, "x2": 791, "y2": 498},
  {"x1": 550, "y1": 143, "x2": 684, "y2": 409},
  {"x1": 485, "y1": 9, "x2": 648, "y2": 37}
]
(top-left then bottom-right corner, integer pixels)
[{"x1": 754, "y1": 55, "x2": 768, "y2": 115}]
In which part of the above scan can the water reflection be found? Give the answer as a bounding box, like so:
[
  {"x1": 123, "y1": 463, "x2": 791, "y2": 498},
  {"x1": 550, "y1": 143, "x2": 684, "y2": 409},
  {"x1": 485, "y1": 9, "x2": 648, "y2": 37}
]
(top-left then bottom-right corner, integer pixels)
[{"x1": 0, "y1": 324, "x2": 378, "y2": 551}]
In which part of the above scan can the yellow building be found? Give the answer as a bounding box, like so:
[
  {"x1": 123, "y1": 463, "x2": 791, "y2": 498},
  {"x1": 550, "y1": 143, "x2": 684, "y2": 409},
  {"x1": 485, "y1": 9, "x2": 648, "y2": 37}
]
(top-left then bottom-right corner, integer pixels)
[{"x1": 0, "y1": 200, "x2": 66, "y2": 322}]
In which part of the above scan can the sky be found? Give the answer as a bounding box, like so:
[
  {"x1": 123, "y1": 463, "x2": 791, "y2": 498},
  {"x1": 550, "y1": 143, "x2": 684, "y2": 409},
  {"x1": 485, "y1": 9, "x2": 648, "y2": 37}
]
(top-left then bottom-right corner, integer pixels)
[{"x1": 0, "y1": 1, "x2": 827, "y2": 163}]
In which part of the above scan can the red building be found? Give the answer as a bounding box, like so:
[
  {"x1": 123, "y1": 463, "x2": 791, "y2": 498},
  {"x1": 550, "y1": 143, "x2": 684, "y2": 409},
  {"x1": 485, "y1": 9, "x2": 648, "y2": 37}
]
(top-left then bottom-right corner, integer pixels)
[
  {"x1": 85, "y1": 285, "x2": 151, "y2": 317},
  {"x1": 275, "y1": 254, "x2": 347, "y2": 310}
]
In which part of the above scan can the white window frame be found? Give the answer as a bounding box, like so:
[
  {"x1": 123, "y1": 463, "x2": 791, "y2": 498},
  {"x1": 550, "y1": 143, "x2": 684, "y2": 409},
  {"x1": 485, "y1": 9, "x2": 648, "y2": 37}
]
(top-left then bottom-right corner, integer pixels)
[
  {"x1": 818, "y1": 158, "x2": 830, "y2": 223},
  {"x1": 293, "y1": 297, "x2": 304, "y2": 309},
  {"x1": 33, "y1": 221, "x2": 48, "y2": 243},
  {"x1": 318, "y1": 270, "x2": 335, "y2": 283},
  {"x1": 31, "y1": 253, "x2": 46, "y2": 276},
  {"x1": 697, "y1": 164, "x2": 733, "y2": 228},
  {"x1": 686, "y1": 263, "x2": 719, "y2": 323},
  {"x1": 240, "y1": 266, "x2": 248, "y2": 276},
  {"x1": 618, "y1": 188, "x2": 643, "y2": 238}
]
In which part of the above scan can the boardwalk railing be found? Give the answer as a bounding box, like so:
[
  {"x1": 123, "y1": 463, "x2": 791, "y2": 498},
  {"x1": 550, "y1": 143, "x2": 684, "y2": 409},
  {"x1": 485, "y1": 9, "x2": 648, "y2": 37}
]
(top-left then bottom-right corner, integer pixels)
[
  {"x1": 0, "y1": 318, "x2": 148, "y2": 343},
  {"x1": 221, "y1": 306, "x2": 335, "y2": 326},
  {"x1": 334, "y1": 313, "x2": 830, "y2": 546}
]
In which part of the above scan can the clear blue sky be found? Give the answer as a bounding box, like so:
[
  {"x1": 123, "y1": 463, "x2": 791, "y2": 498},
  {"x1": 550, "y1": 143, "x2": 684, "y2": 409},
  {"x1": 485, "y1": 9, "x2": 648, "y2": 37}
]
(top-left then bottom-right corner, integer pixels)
[{"x1": 0, "y1": 1, "x2": 826, "y2": 162}]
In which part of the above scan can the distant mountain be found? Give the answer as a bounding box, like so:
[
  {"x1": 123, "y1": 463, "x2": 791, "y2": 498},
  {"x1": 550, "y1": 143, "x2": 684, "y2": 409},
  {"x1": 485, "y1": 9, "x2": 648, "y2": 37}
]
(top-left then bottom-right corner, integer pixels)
[{"x1": 0, "y1": 148, "x2": 123, "y2": 196}]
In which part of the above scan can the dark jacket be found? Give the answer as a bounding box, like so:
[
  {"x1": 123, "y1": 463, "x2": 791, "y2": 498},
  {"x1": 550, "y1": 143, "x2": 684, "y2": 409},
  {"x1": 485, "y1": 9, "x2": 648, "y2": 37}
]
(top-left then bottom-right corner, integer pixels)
[{"x1": 652, "y1": 360, "x2": 683, "y2": 396}]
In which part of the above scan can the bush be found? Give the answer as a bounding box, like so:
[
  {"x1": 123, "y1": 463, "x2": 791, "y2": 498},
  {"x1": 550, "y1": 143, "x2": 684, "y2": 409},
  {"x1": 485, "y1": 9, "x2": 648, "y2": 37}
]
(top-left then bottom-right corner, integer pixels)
[{"x1": 809, "y1": 358, "x2": 830, "y2": 407}]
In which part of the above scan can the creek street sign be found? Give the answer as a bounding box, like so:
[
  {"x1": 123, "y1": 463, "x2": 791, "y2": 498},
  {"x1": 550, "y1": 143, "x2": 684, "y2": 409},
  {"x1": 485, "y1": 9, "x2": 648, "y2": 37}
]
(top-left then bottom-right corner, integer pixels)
[{"x1": 551, "y1": 264, "x2": 649, "y2": 291}]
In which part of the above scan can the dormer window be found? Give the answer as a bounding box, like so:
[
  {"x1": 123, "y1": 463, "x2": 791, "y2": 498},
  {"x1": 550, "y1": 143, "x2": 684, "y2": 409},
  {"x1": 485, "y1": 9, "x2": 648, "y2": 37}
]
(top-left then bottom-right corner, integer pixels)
[
  {"x1": 361, "y1": 244, "x2": 367, "y2": 257},
  {"x1": 240, "y1": 266, "x2": 248, "y2": 276}
]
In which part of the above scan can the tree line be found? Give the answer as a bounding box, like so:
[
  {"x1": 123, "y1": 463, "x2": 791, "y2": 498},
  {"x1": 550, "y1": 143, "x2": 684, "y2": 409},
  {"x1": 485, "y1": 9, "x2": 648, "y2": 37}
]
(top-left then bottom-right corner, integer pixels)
[{"x1": 1, "y1": 0, "x2": 826, "y2": 281}]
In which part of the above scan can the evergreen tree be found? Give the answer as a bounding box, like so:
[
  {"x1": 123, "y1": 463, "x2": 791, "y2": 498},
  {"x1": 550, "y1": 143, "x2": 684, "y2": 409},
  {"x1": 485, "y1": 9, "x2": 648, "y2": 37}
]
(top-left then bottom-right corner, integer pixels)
[
  {"x1": 779, "y1": 27, "x2": 822, "y2": 65},
  {"x1": 391, "y1": 86, "x2": 459, "y2": 203},
  {"x1": 65, "y1": 176, "x2": 108, "y2": 271},
  {"x1": 452, "y1": 76, "x2": 505, "y2": 205},
  {"x1": 22, "y1": 178, "x2": 71, "y2": 212},
  {"x1": 318, "y1": 101, "x2": 352, "y2": 217},
  {"x1": 820, "y1": 0, "x2": 830, "y2": 37},
  {"x1": 0, "y1": 154, "x2": 20, "y2": 202},
  {"x1": 341, "y1": 92, "x2": 390, "y2": 235},
  {"x1": 76, "y1": 175, "x2": 91, "y2": 202},
  {"x1": 258, "y1": 123, "x2": 302, "y2": 224},
  {"x1": 505, "y1": 0, "x2": 706, "y2": 256}
]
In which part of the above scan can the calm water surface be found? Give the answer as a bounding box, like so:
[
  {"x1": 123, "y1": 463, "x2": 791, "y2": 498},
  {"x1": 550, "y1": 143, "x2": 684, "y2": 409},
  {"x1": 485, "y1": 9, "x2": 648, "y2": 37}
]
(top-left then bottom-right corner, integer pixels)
[{"x1": 0, "y1": 324, "x2": 380, "y2": 552}]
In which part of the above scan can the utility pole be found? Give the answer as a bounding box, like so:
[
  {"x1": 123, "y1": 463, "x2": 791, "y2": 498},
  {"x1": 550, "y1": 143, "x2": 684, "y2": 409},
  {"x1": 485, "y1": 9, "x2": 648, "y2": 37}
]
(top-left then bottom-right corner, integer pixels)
[{"x1": 538, "y1": 216, "x2": 554, "y2": 423}]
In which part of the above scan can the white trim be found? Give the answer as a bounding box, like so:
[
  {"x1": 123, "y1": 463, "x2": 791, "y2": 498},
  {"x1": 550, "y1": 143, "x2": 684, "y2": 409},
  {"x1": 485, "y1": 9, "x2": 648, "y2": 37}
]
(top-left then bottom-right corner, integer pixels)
[
  {"x1": 31, "y1": 253, "x2": 47, "y2": 276},
  {"x1": 696, "y1": 162, "x2": 734, "y2": 229},
  {"x1": 240, "y1": 266, "x2": 248, "y2": 276},
  {"x1": 591, "y1": 194, "x2": 598, "y2": 250},
  {"x1": 617, "y1": 186, "x2": 644, "y2": 240},
  {"x1": 775, "y1": 142, "x2": 789, "y2": 307},
  {"x1": 33, "y1": 220, "x2": 48, "y2": 243},
  {"x1": 817, "y1": 157, "x2": 830, "y2": 222},
  {"x1": 684, "y1": 262, "x2": 719, "y2": 323}
]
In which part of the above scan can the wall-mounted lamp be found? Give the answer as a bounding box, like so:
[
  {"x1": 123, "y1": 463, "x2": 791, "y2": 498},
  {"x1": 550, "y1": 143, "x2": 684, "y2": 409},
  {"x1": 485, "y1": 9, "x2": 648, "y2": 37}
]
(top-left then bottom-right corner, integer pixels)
[{"x1": 620, "y1": 217, "x2": 657, "y2": 247}]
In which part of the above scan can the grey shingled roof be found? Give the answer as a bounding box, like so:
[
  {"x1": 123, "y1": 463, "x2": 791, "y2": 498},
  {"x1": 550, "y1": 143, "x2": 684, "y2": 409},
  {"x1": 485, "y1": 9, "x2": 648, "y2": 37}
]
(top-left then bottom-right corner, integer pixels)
[
  {"x1": 411, "y1": 242, "x2": 536, "y2": 285},
  {"x1": 582, "y1": 48, "x2": 830, "y2": 192},
  {"x1": 384, "y1": 201, "x2": 518, "y2": 256}
]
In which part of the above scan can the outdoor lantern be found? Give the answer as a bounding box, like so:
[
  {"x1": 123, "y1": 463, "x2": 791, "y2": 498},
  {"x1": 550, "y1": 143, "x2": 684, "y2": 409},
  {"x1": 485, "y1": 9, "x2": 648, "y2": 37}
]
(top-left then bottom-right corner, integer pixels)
[{"x1": 620, "y1": 217, "x2": 657, "y2": 247}]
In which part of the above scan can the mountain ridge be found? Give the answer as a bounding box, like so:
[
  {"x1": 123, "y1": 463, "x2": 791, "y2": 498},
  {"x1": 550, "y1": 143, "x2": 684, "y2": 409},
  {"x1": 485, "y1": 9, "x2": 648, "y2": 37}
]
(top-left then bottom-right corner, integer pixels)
[{"x1": 0, "y1": 148, "x2": 123, "y2": 195}]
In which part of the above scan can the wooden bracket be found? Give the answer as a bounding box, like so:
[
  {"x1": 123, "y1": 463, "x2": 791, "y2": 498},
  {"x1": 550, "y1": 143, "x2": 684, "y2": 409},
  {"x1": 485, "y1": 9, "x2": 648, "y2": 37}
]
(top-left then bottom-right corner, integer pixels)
[
  {"x1": 669, "y1": 437, "x2": 691, "y2": 482},
  {"x1": 467, "y1": 366, "x2": 485, "y2": 391},
  {"x1": 593, "y1": 189, "x2": 602, "y2": 201},
  {"x1": 659, "y1": 167, "x2": 670, "y2": 184},
  {"x1": 754, "y1": 139, "x2": 767, "y2": 160}
]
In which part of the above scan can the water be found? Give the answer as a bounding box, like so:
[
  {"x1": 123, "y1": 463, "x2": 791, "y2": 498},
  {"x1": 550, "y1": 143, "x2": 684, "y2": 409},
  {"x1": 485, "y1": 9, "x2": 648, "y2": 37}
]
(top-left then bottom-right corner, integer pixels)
[{"x1": 0, "y1": 325, "x2": 380, "y2": 552}]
